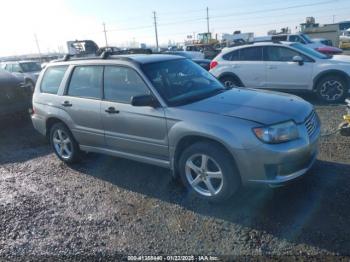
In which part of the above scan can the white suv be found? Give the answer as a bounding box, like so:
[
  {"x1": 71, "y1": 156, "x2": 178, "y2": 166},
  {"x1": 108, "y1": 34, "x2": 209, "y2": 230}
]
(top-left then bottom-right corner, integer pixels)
[{"x1": 210, "y1": 42, "x2": 350, "y2": 103}]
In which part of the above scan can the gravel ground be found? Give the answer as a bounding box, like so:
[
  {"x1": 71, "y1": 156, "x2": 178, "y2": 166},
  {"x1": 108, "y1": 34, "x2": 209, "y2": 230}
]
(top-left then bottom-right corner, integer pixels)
[{"x1": 0, "y1": 100, "x2": 349, "y2": 261}]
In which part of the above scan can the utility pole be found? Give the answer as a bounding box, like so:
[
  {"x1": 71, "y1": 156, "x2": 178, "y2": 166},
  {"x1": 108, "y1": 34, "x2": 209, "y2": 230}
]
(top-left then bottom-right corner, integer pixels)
[
  {"x1": 34, "y1": 34, "x2": 42, "y2": 61},
  {"x1": 206, "y1": 7, "x2": 210, "y2": 33},
  {"x1": 332, "y1": 15, "x2": 336, "y2": 24},
  {"x1": 153, "y1": 11, "x2": 159, "y2": 51},
  {"x1": 103, "y1": 22, "x2": 108, "y2": 47}
]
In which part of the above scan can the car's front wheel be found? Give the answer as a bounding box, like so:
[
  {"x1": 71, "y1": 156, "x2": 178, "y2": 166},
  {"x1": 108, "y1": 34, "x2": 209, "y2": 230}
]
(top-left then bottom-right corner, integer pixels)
[
  {"x1": 49, "y1": 123, "x2": 81, "y2": 163},
  {"x1": 179, "y1": 142, "x2": 241, "y2": 202},
  {"x1": 316, "y1": 75, "x2": 348, "y2": 103}
]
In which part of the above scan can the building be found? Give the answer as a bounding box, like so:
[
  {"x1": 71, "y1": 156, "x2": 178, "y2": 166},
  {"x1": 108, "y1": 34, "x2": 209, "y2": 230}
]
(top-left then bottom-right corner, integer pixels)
[{"x1": 300, "y1": 17, "x2": 341, "y2": 47}]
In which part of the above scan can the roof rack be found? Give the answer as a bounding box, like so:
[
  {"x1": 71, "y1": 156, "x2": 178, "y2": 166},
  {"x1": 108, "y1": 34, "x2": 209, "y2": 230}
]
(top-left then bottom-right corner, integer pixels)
[
  {"x1": 52, "y1": 51, "x2": 137, "y2": 63},
  {"x1": 247, "y1": 40, "x2": 282, "y2": 44}
]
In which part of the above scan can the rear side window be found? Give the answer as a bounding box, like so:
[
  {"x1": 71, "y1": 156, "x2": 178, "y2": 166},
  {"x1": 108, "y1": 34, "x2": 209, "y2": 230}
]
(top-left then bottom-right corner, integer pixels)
[
  {"x1": 104, "y1": 66, "x2": 150, "y2": 103},
  {"x1": 67, "y1": 66, "x2": 103, "y2": 99},
  {"x1": 239, "y1": 47, "x2": 263, "y2": 61},
  {"x1": 223, "y1": 50, "x2": 239, "y2": 61},
  {"x1": 41, "y1": 66, "x2": 68, "y2": 94},
  {"x1": 223, "y1": 47, "x2": 262, "y2": 61}
]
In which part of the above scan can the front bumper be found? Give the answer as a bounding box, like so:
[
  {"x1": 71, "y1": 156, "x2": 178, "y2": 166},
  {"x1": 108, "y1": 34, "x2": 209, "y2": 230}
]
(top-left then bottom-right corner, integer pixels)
[{"x1": 233, "y1": 124, "x2": 320, "y2": 186}]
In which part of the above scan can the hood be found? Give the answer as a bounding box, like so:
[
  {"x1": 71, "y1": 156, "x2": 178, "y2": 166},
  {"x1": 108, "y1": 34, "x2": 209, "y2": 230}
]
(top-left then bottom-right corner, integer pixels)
[
  {"x1": 329, "y1": 55, "x2": 350, "y2": 63},
  {"x1": 307, "y1": 43, "x2": 342, "y2": 53},
  {"x1": 180, "y1": 88, "x2": 313, "y2": 125}
]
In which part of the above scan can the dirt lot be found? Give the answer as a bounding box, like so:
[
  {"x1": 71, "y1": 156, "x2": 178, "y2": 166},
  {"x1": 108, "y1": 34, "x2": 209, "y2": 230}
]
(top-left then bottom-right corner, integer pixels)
[{"x1": 0, "y1": 98, "x2": 350, "y2": 260}]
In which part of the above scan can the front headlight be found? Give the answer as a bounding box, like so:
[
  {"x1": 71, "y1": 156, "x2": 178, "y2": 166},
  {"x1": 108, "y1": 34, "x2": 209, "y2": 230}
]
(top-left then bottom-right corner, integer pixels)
[{"x1": 253, "y1": 121, "x2": 299, "y2": 144}]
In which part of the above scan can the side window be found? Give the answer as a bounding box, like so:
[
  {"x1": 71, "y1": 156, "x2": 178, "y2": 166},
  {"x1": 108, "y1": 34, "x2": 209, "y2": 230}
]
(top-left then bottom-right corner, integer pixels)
[
  {"x1": 223, "y1": 50, "x2": 239, "y2": 61},
  {"x1": 238, "y1": 47, "x2": 262, "y2": 61},
  {"x1": 104, "y1": 66, "x2": 150, "y2": 104},
  {"x1": 289, "y1": 35, "x2": 305, "y2": 44},
  {"x1": 265, "y1": 46, "x2": 312, "y2": 62},
  {"x1": 5, "y1": 64, "x2": 12, "y2": 72},
  {"x1": 12, "y1": 64, "x2": 22, "y2": 72},
  {"x1": 265, "y1": 46, "x2": 299, "y2": 62},
  {"x1": 41, "y1": 66, "x2": 68, "y2": 94},
  {"x1": 67, "y1": 66, "x2": 103, "y2": 99}
]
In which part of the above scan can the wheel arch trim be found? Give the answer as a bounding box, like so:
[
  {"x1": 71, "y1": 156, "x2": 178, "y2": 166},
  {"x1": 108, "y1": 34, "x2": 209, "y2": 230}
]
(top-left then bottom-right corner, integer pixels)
[
  {"x1": 217, "y1": 72, "x2": 245, "y2": 87},
  {"x1": 313, "y1": 69, "x2": 350, "y2": 90},
  {"x1": 171, "y1": 133, "x2": 241, "y2": 179}
]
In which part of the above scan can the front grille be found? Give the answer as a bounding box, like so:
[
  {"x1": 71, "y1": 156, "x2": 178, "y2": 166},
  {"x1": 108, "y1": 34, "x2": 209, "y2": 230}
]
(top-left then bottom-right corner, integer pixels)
[{"x1": 304, "y1": 110, "x2": 319, "y2": 137}]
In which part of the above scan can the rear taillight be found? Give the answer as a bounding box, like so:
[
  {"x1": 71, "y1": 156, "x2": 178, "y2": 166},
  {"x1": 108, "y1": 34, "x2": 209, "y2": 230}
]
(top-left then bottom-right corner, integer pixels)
[
  {"x1": 210, "y1": 61, "x2": 218, "y2": 70},
  {"x1": 29, "y1": 106, "x2": 35, "y2": 115}
]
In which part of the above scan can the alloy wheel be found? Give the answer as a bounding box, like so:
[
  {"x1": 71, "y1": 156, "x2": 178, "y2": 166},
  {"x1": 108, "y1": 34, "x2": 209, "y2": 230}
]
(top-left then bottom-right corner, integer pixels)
[
  {"x1": 52, "y1": 129, "x2": 73, "y2": 160},
  {"x1": 320, "y1": 80, "x2": 344, "y2": 101},
  {"x1": 185, "y1": 154, "x2": 224, "y2": 197}
]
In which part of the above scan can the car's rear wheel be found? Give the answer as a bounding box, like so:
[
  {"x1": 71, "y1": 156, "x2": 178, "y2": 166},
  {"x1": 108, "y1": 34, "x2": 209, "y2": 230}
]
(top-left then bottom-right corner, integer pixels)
[
  {"x1": 219, "y1": 76, "x2": 242, "y2": 88},
  {"x1": 50, "y1": 123, "x2": 81, "y2": 163},
  {"x1": 179, "y1": 142, "x2": 241, "y2": 202},
  {"x1": 316, "y1": 75, "x2": 348, "y2": 103}
]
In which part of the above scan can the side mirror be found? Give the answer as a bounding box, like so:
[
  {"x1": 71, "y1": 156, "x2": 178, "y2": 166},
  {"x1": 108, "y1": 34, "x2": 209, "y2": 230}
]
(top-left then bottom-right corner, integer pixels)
[
  {"x1": 131, "y1": 94, "x2": 159, "y2": 107},
  {"x1": 292, "y1": 55, "x2": 304, "y2": 66}
]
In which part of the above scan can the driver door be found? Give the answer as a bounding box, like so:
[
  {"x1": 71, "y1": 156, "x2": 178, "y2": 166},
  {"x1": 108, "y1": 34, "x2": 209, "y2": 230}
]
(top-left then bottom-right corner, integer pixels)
[
  {"x1": 264, "y1": 46, "x2": 314, "y2": 90},
  {"x1": 100, "y1": 66, "x2": 169, "y2": 160}
]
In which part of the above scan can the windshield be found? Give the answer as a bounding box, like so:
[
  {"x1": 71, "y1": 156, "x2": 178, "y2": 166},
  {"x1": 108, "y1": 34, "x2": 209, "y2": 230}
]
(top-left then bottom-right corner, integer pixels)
[
  {"x1": 300, "y1": 34, "x2": 313, "y2": 44},
  {"x1": 290, "y1": 43, "x2": 329, "y2": 59},
  {"x1": 20, "y1": 62, "x2": 41, "y2": 72},
  {"x1": 142, "y1": 59, "x2": 225, "y2": 106}
]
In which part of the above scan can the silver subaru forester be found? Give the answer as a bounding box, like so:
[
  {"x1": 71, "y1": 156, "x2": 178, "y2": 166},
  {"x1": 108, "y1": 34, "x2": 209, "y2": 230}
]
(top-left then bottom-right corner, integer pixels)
[{"x1": 31, "y1": 54, "x2": 320, "y2": 202}]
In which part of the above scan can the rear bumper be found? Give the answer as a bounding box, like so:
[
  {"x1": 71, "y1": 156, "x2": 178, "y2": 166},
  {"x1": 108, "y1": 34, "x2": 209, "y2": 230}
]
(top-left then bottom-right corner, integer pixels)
[{"x1": 31, "y1": 114, "x2": 46, "y2": 136}]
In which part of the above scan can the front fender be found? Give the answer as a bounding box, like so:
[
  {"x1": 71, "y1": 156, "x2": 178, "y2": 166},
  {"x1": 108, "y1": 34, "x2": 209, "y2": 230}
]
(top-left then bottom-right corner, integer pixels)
[{"x1": 165, "y1": 109, "x2": 261, "y2": 170}]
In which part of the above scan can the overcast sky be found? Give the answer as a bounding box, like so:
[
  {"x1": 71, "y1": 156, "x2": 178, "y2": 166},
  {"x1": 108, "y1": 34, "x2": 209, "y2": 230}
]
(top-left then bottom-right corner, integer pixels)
[{"x1": 1, "y1": 0, "x2": 349, "y2": 56}]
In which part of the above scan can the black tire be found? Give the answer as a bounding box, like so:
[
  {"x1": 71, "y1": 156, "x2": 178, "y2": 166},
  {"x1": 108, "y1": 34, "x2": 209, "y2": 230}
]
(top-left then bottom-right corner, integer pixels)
[
  {"x1": 178, "y1": 142, "x2": 241, "y2": 202},
  {"x1": 219, "y1": 76, "x2": 242, "y2": 88},
  {"x1": 49, "y1": 123, "x2": 81, "y2": 163},
  {"x1": 316, "y1": 75, "x2": 348, "y2": 103}
]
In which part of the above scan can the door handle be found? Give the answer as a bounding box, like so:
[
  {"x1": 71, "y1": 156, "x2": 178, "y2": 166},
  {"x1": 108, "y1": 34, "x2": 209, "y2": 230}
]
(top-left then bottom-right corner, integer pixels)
[
  {"x1": 62, "y1": 101, "x2": 72, "y2": 107},
  {"x1": 105, "y1": 107, "x2": 120, "y2": 114},
  {"x1": 232, "y1": 65, "x2": 241, "y2": 69},
  {"x1": 268, "y1": 65, "x2": 277, "y2": 69}
]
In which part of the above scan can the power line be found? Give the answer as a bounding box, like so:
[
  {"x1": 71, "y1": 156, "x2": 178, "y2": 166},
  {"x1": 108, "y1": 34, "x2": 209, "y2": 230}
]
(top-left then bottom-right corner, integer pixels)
[
  {"x1": 211, "y1": 0, "x2": 341, "y2": 20},
  {"x1": 157, "y1": 0, "x2": 321, "y2": 17}
]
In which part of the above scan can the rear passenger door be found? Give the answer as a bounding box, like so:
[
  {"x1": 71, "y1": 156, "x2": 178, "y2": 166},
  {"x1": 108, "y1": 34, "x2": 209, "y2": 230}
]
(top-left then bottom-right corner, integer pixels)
[
  {"x1": 101, "y1": 66, "x2": 168, "y2": 160},
  {"x1": 61, "y1": 65, "x2": 105, "y2": 147},
  {"x1": 222, "y1": 46, "x2": 266, "y2": 88}
]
